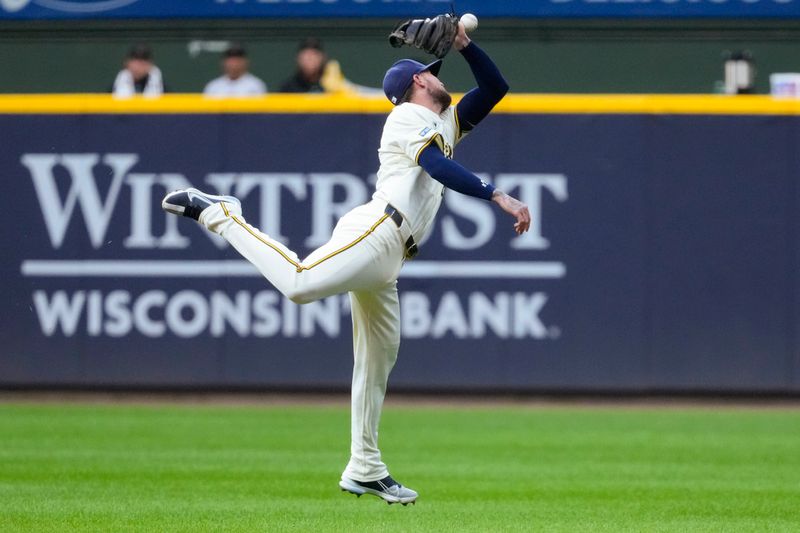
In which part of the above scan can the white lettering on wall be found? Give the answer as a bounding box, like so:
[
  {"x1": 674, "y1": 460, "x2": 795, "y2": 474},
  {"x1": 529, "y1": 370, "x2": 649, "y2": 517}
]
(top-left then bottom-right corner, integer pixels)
[
  {"x1": 23, "y1": 153, "x2": 137, "y2": 248},
  {"x1": 30, "y1": 289, "x2": 557, "y2": 340},
  {"x1": 496, "y1": 173, "x2": 568, "y2": 250},
  {"x1": 21, "y1": 153, "x2": 568, "y2": 253}
]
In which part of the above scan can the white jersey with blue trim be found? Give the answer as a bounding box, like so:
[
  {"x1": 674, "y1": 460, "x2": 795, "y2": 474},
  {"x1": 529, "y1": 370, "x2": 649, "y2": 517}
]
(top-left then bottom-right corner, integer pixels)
[{"x1": 372, "y1": 101, "x2": 465, "y2": 243}]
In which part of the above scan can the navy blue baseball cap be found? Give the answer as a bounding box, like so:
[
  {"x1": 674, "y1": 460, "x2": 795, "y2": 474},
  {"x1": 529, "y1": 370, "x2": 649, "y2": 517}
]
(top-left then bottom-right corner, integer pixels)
[{"x1": 383, "y1": 58, "x2": 442, "y2": 105}]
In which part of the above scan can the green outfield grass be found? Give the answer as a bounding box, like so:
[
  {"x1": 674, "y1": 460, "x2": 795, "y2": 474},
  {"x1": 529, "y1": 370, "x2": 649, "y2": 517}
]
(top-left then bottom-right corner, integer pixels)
[{"x1": 0, "y1": 401, "x2": 798, "y2": 532}]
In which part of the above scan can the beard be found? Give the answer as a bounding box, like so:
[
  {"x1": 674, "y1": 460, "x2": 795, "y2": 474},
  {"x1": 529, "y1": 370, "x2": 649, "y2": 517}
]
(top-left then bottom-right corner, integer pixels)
[{"x1": 429, "y1": 85, "x2": 452, "y2": 112}]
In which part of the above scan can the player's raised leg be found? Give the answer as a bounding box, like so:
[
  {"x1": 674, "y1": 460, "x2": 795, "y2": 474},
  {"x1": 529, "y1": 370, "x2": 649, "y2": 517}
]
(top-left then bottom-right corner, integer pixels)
[
  {"x1": 339, "y1": 282, "x2": 417, "y2": 505},
  {"x1": 162, "y1": 188, "x2": 403, "y2": 305},
  {"x1": 163, "y1": 187, "x2": 306, "y2": 297}
]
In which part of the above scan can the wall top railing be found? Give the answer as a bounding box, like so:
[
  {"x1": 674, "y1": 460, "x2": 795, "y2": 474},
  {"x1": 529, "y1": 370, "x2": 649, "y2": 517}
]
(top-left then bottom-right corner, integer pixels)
[{"x1": 3, "y1": 94, "x2": 800, "y2": 116}]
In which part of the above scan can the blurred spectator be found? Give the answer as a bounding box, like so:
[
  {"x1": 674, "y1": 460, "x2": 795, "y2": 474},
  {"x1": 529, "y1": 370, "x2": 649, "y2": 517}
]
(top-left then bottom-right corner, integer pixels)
[
  {"x1": 203, "y1": 43, "x2": 266, "y2": 97},
  {"x1": 111, "y1": 44, "x2": 165, "y2": 98},
  {"x1": 278, "y1": 37, "x2": 382, "y2": 95},
  {"x1": 280, "y1": 38, "x2": 327, "y2": 93}
]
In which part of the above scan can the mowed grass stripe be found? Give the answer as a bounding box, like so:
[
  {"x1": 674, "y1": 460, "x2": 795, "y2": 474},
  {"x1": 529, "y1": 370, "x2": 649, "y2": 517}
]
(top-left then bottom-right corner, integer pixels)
[{"x1": 0, "y1": 404, "x2": 798, "y2": 532}]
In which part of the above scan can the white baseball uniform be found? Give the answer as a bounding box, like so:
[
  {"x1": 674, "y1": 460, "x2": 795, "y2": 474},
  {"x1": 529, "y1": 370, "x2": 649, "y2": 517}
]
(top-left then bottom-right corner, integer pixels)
[{"x1": 199, "y1": 101, "x2": 463, "y2": 481}]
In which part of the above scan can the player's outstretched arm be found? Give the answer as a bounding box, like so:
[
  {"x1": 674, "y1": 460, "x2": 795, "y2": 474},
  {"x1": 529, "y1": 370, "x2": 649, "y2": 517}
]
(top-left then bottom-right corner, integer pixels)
[
  {"x1": 453, "y1": 24, "x2": 509, "y2": 134},
  {"x1": 418, "y1": 144, "x2": 530, "y2": 235},
  {"x1": 419, "y1": 143, "x2": 495, "y2": 199}
]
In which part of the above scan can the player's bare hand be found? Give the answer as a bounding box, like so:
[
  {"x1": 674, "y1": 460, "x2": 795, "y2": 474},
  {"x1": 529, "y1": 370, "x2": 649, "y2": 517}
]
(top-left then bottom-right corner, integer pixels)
[
  {"x1": 492, "y1": 190, "x2": 531, "y2": 235},
  {"x1": 454, "y1": 22, "x2": 471, "y2": 51}
]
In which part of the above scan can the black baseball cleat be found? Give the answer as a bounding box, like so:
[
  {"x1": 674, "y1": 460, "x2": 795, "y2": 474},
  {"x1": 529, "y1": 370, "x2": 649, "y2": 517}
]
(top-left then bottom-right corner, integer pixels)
[
  {"x1": 339, "y1": 475, "x2": 418, "y2": 505},
  {"x1": 161, "y1": 187, "x2": 241, "y2": 221}
]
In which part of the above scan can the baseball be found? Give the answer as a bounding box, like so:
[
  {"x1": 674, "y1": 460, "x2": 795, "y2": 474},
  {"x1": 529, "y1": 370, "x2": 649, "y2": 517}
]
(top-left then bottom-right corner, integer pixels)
[{"x1": 460, "y1": 13, "x2": 478, "y2": 33}]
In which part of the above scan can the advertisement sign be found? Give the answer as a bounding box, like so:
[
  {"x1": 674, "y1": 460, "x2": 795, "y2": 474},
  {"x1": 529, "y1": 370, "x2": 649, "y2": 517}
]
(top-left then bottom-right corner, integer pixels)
[
  {"x1": 0, "y1": 110, "x2": 797, "y2": 391},
  {"x1": 3, "y1": 0, "x2": 800, "y2": 20}
]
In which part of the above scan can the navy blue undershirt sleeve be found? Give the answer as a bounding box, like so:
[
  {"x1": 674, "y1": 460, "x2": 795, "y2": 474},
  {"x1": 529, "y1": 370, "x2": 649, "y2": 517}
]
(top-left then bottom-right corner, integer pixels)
[
  {"x1": 418, "y1": 142, "x2": 495, "y2": 201},
  {"x1": 456, "y1": 42, "x2": 510, "y2": 134}
]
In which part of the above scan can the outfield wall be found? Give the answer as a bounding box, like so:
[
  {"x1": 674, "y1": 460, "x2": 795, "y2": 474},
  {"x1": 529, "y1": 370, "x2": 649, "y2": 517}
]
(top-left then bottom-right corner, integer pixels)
[{"x1": 1, "y1": 94, "x2": 799, "y2": 392}]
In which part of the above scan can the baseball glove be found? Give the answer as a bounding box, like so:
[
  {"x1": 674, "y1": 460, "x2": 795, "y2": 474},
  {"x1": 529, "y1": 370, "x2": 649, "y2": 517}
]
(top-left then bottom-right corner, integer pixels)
[{"x1": 388, "y1": 13, "x2": 459, "y2": 59}]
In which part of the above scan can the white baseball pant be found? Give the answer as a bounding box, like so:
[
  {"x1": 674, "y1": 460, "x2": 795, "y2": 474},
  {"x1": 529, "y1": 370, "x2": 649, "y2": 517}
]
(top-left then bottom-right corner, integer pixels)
[{"x1": 200, "y1": 198, "x2": 406, "y2": 481}]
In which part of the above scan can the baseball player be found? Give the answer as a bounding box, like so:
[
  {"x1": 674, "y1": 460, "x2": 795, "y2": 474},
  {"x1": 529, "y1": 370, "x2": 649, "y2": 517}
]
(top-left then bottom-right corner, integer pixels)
[{"x1": 162, "y1": 20, "x2": 529, "y2": 505}]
